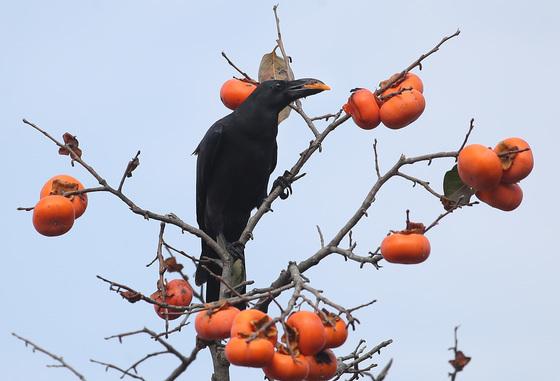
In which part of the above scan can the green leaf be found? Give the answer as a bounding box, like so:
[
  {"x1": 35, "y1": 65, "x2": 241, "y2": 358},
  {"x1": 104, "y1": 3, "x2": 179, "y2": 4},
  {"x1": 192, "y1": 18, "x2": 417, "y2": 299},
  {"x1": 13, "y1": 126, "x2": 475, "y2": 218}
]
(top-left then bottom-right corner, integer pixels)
[{"x1": 441, "y1": 165, "x2": 475, "y2": 211}]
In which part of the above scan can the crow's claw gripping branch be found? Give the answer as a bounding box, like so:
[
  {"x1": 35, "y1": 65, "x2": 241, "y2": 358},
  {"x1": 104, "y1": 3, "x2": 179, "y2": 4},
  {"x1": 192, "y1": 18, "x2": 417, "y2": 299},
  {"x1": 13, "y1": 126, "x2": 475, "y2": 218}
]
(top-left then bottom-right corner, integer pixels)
[
  {"x1": 226, "y1": 241, "x2": 245, "y2": 262},
  {"x1": 273, "y1": 170, "x2": 294, "y2": 200}
]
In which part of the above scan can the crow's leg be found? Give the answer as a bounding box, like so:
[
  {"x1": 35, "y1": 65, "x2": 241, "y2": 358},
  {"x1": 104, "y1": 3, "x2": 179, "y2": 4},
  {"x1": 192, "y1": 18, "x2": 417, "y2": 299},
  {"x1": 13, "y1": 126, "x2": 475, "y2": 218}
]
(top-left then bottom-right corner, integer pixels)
[
  {"x1": 272, "y1": 170, "x2": 294, "y2": 200},
  {"x1": 226, "y1": 241, "x2": 245, "y2": 261}
]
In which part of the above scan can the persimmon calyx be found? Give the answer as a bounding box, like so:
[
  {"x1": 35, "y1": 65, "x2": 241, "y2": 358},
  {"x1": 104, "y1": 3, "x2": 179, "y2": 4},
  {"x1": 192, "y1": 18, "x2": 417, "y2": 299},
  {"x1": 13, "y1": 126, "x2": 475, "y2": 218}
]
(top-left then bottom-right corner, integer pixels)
[
  {"x1": 319, "y1": 309, "x2": 340, "y2": 327},
  {"x1": 398, "y1": 221, "x2": 427, "y2": 235},
  {"x1": 49, "y1": 179, "x2": 80, "y2": 200},
  {"x1": 495, "y1": 143, "x2": 532, "y2": 170},
  {"x1": 281, "y1": 323, "x2": 299, "y2": 346}
]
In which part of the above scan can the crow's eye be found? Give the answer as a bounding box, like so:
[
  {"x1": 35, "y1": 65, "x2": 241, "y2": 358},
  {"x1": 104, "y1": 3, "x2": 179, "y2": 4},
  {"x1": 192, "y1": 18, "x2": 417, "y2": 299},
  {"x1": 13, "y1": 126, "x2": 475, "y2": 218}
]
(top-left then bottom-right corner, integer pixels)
[{"x1": 274, "y1": 82, "x2": 282, "y2": 89}]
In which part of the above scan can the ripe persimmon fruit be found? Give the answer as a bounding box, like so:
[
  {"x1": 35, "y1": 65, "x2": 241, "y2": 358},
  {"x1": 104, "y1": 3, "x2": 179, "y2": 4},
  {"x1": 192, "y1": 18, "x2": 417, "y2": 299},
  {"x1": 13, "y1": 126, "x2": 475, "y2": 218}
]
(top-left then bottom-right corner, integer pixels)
[
  {"x1": 220, "y1": 78, "x2": 257, "y2": 110},
  {"x1": 381, "y1": 232, "x2": 431, "y2": 264},
  {"x1": 379, "y1": 89, "x2": 425, "y2": 129},
  {"x1": 305, "y1": 349, "x2": 338, "y2": 381},
  {"x1": 225, "y1": 337, "x2": 275, "y2": 368},
  {"x1": 32, "y1": 195, "x2": 75, "y2": 237},
  {"x1": 457, "y1": 144, "x2": 503, "y2": 190},
  {"x1": 166, "y1": 279, "x2": 193, "y2": 304},
  {"x1": 195, "y1": 304, "x2": 240, "y2": 340},
  {"x1": 263, "y1": 351, "x2": 310, "y2": 381},
  {"x1": 286, "y1": 311, "x2": 326, "y2": 356},
  {"x1": 476, "y1": 183, "x2": 523, "y2": 211},
  {"x1": 381, "y1": 218, "x2": 431, "y2": 265},
  {"x1": 151, "y1": 279, "x2": 193, "y2": 320},
  {"x1": 230, "y1": 309, "x2": 278, "y2": 345},
  {"x1": 494, "y1": 137, "x2": 533, "y2": 184},
  {"x1": 342, "y1": 88, "x2": 381, "y2": 130},
  {"x1": 40, "y1": 174, "x2": 88, "y2": 219},
  {"x1": 320, "y1": 311, "x2": 348, "y2": 349}
]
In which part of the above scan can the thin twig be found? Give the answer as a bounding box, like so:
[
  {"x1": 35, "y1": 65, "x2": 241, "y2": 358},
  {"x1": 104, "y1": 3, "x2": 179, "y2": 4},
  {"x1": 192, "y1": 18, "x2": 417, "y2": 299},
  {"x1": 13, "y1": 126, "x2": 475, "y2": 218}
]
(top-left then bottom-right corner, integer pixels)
[
  {"x1": 118, "y1": 150, "x2": 141, "y2": 192},
  {"x1": 424, "y1": 201, "x2": 478, "y2": 233},
  {"x1": 221, "y1": 52, "x2": 258, "y2": 83},
  {"x1": 316, "y1": 225, "x2": 325, "y2": 248},
  {"x1": 12, "y1": 333, "x2": 87, "y2": 381},
  {"x1": 376, "y1": 359, "x2": 393, "y2": 381},
  {"x1": 311, "y1": 113, "x2": 340, "y2": 121},
  {"x1": 290, "y1": 104, "x2": 321, "y2": 138},
  {"x1": 155, "y1": 223, "x2": 170, "y2": 335},
  {"x1": 373, "y1": 139, "x2": 381, "y2": 178},
  {"x1": 90, "y1": 359, "x2": 146, "y2": 380},
  {"x1": 272, "y1": 4, "x2": 294, "y2": 81},
  {"x1": 100, "y1": 328, "x2": 203, "y2": 381},
  {"x1": 376, "y1": 29, "x2": 461, "y2": 95},
  {"x1": 457, "y1": 118, "x2": 475, "y2": 157},
  {"x1": 396, "y1": 171, "x2": 443, "y2": 199}
]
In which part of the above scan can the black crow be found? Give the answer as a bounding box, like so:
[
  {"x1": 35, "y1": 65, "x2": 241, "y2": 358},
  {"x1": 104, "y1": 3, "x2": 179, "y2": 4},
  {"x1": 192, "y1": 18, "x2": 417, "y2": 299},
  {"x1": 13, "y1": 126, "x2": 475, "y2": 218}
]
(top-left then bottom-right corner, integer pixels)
[{"x1": 194, "y1": 78, "x2": 330, "y2": 305}]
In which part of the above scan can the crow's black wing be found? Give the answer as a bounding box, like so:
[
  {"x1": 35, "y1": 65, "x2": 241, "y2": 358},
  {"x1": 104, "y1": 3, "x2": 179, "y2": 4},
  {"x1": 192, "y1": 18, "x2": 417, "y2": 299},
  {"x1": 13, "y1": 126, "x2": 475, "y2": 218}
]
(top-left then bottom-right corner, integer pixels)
[
  {"x1": 270, "y1": 141, "x2": 278, "y2": 175},
  {"x1": 194, "y1": 121, "x2": 225, "y2": 230}
]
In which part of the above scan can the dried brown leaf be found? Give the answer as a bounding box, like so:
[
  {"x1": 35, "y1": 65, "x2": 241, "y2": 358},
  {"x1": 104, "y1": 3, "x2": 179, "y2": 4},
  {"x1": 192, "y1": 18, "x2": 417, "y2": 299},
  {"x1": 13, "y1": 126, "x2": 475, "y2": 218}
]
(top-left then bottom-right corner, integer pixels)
[
  {"x1": 125, "y1": 153, "x2": 140, "y2": 178},
  {"x1": 120, "y1": 291, "x2": 142, "y2": 303},
  {"x1": 59, "y1": 132, "x2": 82, "y2": 159},
  {"x1": 449, "y1": 350, "x2": 471, "y2": 371},
  {"x1": 164, "y1": 257, "x2": 184, "y2": 273},
  {"x1": 258, "y1": 51, "x2": 294, "y2": 123}
]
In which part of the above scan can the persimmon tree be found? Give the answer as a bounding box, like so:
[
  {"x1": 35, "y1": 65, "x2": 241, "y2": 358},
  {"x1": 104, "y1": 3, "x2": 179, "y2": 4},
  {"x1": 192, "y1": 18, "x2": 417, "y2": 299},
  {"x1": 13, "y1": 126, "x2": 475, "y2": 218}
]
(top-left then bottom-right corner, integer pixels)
[{"x1": 14, "y1": 5, "x2": 532, "y2": 381}]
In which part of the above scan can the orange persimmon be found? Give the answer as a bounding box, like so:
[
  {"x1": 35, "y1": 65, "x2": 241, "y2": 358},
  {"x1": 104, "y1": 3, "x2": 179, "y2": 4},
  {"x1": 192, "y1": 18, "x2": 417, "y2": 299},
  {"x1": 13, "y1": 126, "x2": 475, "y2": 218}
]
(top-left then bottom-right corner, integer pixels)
[
  {"x1": 220, "y1": 78, "x2": 257, "y2": 110},
  {"x1": 494, "y1": 137, "x2": 534, "y2": 184},
  {"x1": 32, "y1": 195, "x2": 75, "y2": 237},
  {"x1": 476, "y1": 183, "x2": 523, "y2": 211},
  {"x1": 457, "y1": 144, "x2": 503, "y2": 190},
  {"x1": 40, "y1": 174, "x2": 87, "y2": 219}
]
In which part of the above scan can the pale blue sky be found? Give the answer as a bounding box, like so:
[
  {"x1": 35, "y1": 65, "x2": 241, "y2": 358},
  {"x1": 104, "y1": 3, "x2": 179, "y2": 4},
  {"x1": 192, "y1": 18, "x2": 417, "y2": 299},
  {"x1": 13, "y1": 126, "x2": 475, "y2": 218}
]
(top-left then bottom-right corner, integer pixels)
[{"x1": 1, "y1": 1, "x2": 558, "y2": 380}]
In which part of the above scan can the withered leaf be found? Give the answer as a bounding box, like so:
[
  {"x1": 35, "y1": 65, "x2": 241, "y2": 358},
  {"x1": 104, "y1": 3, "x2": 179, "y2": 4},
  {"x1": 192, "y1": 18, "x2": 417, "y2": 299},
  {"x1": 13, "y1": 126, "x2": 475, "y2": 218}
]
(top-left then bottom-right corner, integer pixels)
[
  {"x1": 258, "y1": 51, "x2": 294, "y2": 123},
  {"x1": 58, "y1": 132, "x2": 82, "y2": 159},
  {"x1": 121, "y1": 291, "x2": 142, "y2": 303},
  {"x1": 449, "y1": 350, "x2": 471, "y2": 371},
  {"x1": 405, "y1": 221, "x2": 426, "y2": 234},
  {"x1": 164, "y1": 257, "x2": 184, "y2": 272},
  {"x1": 379, "y1": 72, "x2": 406, "y2": 91},
  {"x1": 126, "y1": 157, "x2": 140, "y2": 178}
]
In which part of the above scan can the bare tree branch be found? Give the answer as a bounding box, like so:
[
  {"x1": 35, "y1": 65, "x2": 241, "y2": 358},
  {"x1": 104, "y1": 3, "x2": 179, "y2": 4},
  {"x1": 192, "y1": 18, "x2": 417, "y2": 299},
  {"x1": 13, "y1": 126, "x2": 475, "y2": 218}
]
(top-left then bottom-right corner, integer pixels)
[
  {"x1": 98, "y1": 327, "x2": 204, "y2": 381},
  {"x1": 375, "y1": 29, "x2": 461, "y2": 95},
  {"x1": 12, "y1": 333, "x2": 87, "y2": 381},
  {"x1": 90, "y1": 359, "x2": 147, "y2": 380},
  {"x1": 221, "y1": 51, "x2": 258, "y2": 83},
  {"x1": 21, "y1": 118, "x2": 229, "y2": 263}
]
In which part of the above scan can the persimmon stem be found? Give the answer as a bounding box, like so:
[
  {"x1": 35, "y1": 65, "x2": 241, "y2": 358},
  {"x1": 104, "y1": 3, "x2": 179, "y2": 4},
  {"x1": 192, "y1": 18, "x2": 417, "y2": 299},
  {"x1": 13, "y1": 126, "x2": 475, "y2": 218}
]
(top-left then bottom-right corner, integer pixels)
[
  {"x1": 457, "y1": 118, "x2": 476, "y2": 158},
  {"x1": 497, "y1": 147, "x2": 531, "y2": 157}
]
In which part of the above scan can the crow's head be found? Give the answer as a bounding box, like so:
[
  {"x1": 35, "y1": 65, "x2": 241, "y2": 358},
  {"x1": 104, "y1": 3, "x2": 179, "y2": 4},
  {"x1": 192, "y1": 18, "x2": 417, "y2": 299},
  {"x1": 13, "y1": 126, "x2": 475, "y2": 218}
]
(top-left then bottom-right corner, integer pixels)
[{"x1": 244, "y1": 78, "x2": 330, "y2": 112}]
